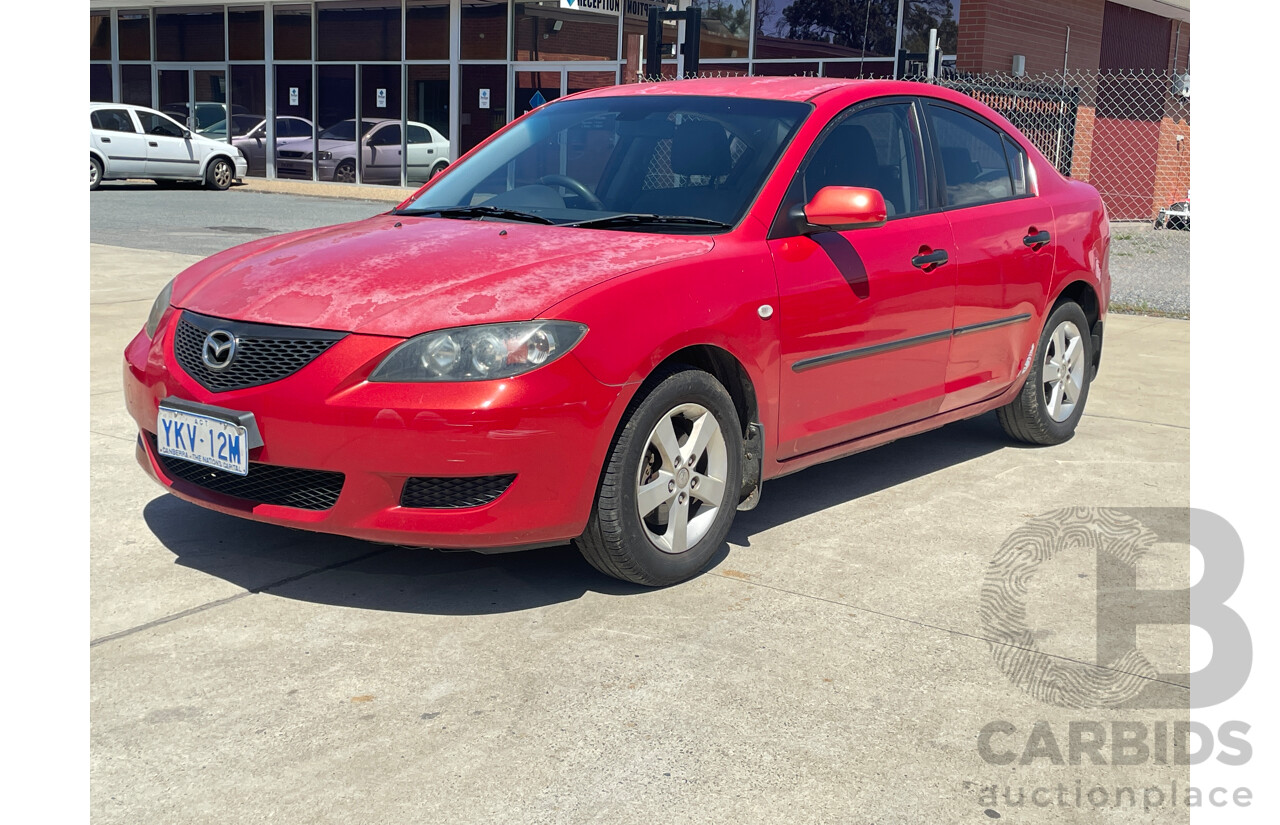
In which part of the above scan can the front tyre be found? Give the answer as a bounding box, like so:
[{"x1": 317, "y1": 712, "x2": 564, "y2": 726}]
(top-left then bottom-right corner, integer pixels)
[
  {"x1": 205, "y1": 157, "x2": 234, "y2": 190},
  {"x1": 997, "y1": 301, "x2": 1094, "y2": 445},
  {"x1": 576, "y1": 368, "x2": 742, "y2": 586}
]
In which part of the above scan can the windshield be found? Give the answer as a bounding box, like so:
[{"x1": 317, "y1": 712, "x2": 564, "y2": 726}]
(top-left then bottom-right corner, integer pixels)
[
  {"x1": 398, "y1": 95, "x2": 809, "y2": 231},
  {"x1": 319, "y1": 119, "x2": 379, "y2": 141}
]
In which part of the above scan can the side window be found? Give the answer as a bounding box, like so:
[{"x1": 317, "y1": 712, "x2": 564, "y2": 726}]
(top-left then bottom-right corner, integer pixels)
[
  {"x1": 91, "y1": 109, "x2": 138, "y2": 133},
  {"x1": 407, "y1": 124, "x2": 431, "y2": 145},
  {"x1": 930, "y1": 105, "x2": 1015, "y2": 207},
  {"x1": 1002, "y1": 135, "x2": 1029, "y2": 196},
  {"x1": 801, "y1": 102, "x2": 927, "y2": 217},
  {"x1": 369, "y1": 124, "x2": 400, "y2": 146},
  {"x1": 137, "y1": 112, "x2": 185, "y2": 138},
  {"x1": 278, "y1": 118, "x2": 308, "y2": 138}
]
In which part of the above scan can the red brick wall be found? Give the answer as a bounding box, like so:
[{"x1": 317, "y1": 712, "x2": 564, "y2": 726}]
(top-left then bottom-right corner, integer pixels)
[{"x1": 956, "y1": 0, "x2": 1105, "y2": 75}]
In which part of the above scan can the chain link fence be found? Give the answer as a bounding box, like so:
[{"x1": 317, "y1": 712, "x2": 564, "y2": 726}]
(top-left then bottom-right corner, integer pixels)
[
  {"x1": 921, "y1": 69, "x2": 1190, "y2": 223},
  {"x1": 639, "y1": 68, "x2": 1191, "y2": 223}
]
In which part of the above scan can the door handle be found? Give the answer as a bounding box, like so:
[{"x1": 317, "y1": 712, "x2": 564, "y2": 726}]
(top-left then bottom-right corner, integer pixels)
[
  {"x1": 148, "y1": 141, "x2": 158, "y2": 147},
  {"x1": 911, "y1": 248, "x2": 949, "y2": 270},
  {"x1": 1023, "y1": 229, "x2": 1051, "y2": 248},
  {"x1": 100, "y1": 137, "x2": 111, "y2": 143}
]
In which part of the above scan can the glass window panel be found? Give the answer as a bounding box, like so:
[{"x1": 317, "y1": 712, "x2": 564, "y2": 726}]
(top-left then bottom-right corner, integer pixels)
[
  {"x1": 91, "y1": 64, "x2": 113, "y2": 103},
  {"x1": 229, "y1": 8, "x2": 265, "y2": 61},
  {"x1": 801, "y1": 102, "x2": 927, "y2": 216},
  {"x1": 699, "y1": 0, "x2": 750, "y2": 60},
  {"x1": 156, "y1": 8, "x2": 226, "y2": 62},
  {"x1": 408, "y1": 64, "x2": 451, "y2": 139},
  {"x1": 461, "y1": 0, "x2": 508, "y2": 60},
  {"x1": 513, "y1": 2, "x2": 619, "y2": 62},
  {"x1": 902, "y1": 0, "x2": 959, "y2": 55},
  {"x1": 118, "y1": 10, "x2": 151, "y2": 61},
  {"x1": 138, "y1": 111, "x2": 187, "y2": 138},
  {"x1": 622, "y1": 13, "x2": 677, "y2": 83},
  {"x1": 92, "y1": 109, "x2": 138, "y2": 133},
  {"x1": 754, "y1": 0, "x2": 898, "y2": 60},
  {"x1": 273, "y1": 5, "x2": 312, "y2": 61},
  {"x1": 1003, "y1": 136, "x2": 1028, "y2": 196},
  {"x1": 317, "y1": 64, "x2": 358, "y2": 182},
  {"x1": 459, "y1": 64, "x2": 507, "y2": 153},
  {"x1": 361, "y1": 64, "x2": 404, "y2": 185},
  {"x1": 751, "y1": 61, "x2": 816, "y2": 76},
  {"x1": 274, "y1": 64, "x2": 315, "y2": 180},
  {"x1": 931, "y1": 105, "x2": 1014, "y2": 206},
  {"x1": 406, "y1": 0, "x2": 450, "y2": 60},
  {"x1": 318, "y1": 3, "x2": 401, "y2": 62},
  {"x1": 229, "y1": 65, "x2": 268, "y2": 174},
  {"x1": 120, "y1": 64, "x2": 152, "y2": 106},
  {"x1": 821, "y1": 59, "x2": 895, "y2": 78},
  {"x1": 91, "y1": 12, "x2": 112, "y2": 60}
]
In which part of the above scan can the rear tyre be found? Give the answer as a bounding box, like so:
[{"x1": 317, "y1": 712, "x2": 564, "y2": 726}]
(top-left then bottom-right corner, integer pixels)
[
  {"x1": 429, "y1": 160, "x2": 449, "y2": 180},
  {"x1": 997, "y1": 301, "x2": 1094, "y2": 446},
  {"x1": 90, "y1": 157, "x2": 102, "y2": 191},
  {"x1": 575, "y1": 367, "x2": 742, "y2": 586},
  {"x1": 205, "y1": 157, "x2": 234, "y2": 190}
]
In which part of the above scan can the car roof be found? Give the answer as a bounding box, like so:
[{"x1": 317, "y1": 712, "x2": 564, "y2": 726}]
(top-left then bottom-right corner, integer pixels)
[{"x1": 567, "y1": 76, "x2": 870, "y2": 102}]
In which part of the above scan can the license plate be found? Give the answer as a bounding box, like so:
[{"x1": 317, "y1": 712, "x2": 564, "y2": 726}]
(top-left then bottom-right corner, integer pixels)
[{"x1": 157, "y1": 406, "x2": 250, "y2": 476}]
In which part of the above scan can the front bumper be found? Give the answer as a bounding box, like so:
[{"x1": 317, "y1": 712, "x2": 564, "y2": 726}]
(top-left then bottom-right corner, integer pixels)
[{"x1": 123, "y1": 308, "x2": 625, "y2": 550}]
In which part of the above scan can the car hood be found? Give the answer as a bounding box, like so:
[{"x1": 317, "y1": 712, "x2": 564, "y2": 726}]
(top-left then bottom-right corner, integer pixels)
[
  {"x1": 274, "y1": 137, "x2": 353, "y2": 157},
  {"x1": 172, "y1": 213, "x2": 715, "y2": 338}
]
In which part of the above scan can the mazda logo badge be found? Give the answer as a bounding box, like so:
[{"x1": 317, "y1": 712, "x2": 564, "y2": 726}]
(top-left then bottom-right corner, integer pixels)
[{"x1": 202, "y1": 330, "x2": 237, "y2": 370}]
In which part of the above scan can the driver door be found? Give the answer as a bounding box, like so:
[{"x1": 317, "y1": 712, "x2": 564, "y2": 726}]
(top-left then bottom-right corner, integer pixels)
[
  {"x1": 770, "y1": 99, "x2": 957, "y2": 458},
  {"x1": 137, "y1": 110, "x2": 199, "y2": 178}
]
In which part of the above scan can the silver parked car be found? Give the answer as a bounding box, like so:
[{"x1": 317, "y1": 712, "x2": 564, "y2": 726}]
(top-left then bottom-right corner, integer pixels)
[
  {"x1": 275, "y1": 118, "x2": 450, "y2": 184},
  {"x1": 199, "y1": 115, "x2": 314, "y2": 176},
  {"x1": 90, "y1": 102, "x2": 248, "y2": 191}
]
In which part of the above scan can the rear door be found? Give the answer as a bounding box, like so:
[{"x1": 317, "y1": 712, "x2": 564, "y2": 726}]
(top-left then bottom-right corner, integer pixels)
[
  {"x1": 770, "y1": 99, "x2": 958, "y2": 458},
  {"x1": 137, "y1": 110, "x2": 202, "y2": 178},
  {"x1": 90, "y1": 107, "x2": 148, "y2": 178},
  {"x1": 925, "y1": 102, "x2": 1056, "y2": 412}
]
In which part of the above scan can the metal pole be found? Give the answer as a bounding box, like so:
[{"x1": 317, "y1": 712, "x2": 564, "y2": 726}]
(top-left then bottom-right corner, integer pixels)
[
  {"x1": 265, "y1": 2, "x2": 276, "y2": 180},
  {"x1": 926, "y1": 28, "x2": 937, "y2": 80}
]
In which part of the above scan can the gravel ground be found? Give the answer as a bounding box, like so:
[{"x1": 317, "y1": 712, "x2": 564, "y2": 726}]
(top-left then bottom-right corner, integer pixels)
[{"x1": 1107, "y1": 221, "x2": 1190, "y2": 318}]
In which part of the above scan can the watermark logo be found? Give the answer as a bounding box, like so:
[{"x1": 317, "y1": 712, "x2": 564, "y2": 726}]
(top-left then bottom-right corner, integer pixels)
[{"x1": 979, "y1": 507, "x2": 1250, "y2": 709}]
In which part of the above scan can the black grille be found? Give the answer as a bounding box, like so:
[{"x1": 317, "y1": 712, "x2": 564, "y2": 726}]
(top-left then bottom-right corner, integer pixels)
[
  {"x1": 173, "y1": 311, "x2": 345, "y2": 393},
  {"x1": 150, "y1": 433, "x2": 343, "y2": 511},
  {"x1": 401, "y1": 475, "x2": 516, "y2": 509},
  {"x1": 278, "y1": 150, "x2": 309, "y2": 159}
]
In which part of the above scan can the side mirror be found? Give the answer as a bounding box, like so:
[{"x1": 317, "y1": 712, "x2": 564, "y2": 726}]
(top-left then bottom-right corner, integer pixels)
[
  {"x1": 182, "y1": 129, "x2": 192, "y2": 139},
  {"x1": 791, "y1": 186, "x2": 887, "y2": 232}
]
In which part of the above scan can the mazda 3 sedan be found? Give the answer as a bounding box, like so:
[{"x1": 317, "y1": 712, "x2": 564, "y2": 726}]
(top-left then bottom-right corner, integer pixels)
[{"x1": 124, "y1": 77, "x2": 1109, "y2": 586}]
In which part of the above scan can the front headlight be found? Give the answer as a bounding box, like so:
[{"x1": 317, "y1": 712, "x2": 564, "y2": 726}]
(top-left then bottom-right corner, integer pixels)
[
  {"x1": 317, "y1": 151, "x2": 333, "y2": 161},
  {"x1": 145, "y1": 279, "x2": 174, "y2": 338},
  {"x1": 370, "y1": 321, "x2": 587, "y2": 382}
]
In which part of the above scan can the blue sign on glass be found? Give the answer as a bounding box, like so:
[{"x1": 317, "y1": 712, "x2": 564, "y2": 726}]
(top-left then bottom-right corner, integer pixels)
[{"x1": 529, "y1": 90, "x2": 547, "y2": 109}]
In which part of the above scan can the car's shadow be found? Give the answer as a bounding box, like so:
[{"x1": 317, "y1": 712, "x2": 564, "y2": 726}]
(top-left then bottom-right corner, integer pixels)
[
  {"x1": 94, "y1": 181, "x2": 246, "y2": 192},
  {"x1": 143, "y1": 413, "x2": 1009, "y2": 616}
]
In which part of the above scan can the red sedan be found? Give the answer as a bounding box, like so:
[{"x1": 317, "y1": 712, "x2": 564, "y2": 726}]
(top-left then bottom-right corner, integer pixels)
[{"x1": 124, "y1": 77, "x2": 1109, "y2": 586}]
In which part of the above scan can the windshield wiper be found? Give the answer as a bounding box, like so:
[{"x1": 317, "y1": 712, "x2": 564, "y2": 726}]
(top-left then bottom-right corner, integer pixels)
[
  {"x1": 398, "y1": 205, "x2": 555, "y2": 225},
  {"x1": 564, "y1": 213, "x2": 732, "y2": 231}
]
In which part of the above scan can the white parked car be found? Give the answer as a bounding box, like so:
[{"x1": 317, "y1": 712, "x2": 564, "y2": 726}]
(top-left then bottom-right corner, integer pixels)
[
  {"x1": 275, "y1": 118, "x2": 450, "y2": 184},
  {"x1": 90, "y1": 102, "x2": 248, "y2": 191}
]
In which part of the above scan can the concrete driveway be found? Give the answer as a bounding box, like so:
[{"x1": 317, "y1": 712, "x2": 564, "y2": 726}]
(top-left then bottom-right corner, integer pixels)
[{"x1": 91, "y1": 242, "x2": 1191, "y2": 823}]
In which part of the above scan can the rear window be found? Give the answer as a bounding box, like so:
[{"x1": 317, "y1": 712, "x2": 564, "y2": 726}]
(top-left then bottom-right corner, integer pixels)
[{"x1": 91, "y1": 109, "x2": 137, "y2": 133}]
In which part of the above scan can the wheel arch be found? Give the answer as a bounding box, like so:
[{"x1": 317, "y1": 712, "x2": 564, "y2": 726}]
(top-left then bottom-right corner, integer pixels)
[
  {"x1": 642, "y1": 344, "x2": 764, "y2": 508},
  {"x1": 1050, "y1": 279, "x2": 1104, "y2": 377}
]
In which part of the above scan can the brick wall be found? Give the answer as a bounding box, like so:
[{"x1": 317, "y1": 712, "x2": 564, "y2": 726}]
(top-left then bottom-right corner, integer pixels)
[{"x1": 956, "y1": 0, "x2": 1104, "y2": 75}]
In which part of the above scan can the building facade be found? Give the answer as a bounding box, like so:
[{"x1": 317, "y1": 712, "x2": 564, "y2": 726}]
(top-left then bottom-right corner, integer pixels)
[{"x1": 89, "y1": 0, "x2": 1188, "y2": 193}]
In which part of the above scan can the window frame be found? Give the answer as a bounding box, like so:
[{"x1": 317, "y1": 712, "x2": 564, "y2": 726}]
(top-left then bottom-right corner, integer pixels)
[
  {"x1": 91, "y1": 108, "x2": 140, "y2": 134},
  {"x1": 769, "y1": 96, "x2": 938, "y2": 240},
  {"x1": 921, "y1": 100, "x2": 1036, "y2": 211}
]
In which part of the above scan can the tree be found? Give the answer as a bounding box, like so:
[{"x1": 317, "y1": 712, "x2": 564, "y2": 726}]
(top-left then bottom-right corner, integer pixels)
[{"x1": 778, "y1": 0, "x2": 901, "y2": 57}]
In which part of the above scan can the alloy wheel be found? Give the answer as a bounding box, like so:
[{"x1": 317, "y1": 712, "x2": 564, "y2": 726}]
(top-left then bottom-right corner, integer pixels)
[
  {"x1": 635, "y1": 403, "x2": 729, "y2": 555},
  {"x1": 1042, "y1": 320, "x2": 1086, "y2": 422}
]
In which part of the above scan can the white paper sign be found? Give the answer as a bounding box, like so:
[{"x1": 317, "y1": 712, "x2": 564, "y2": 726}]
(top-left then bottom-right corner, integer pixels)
[
  {"x1": 479, "y1": 88, "x2": 491, "y2": 110},
  {"x1": 376, "y1": 88, "x2": 386, "y2": 108},
  {"x1": 289, "y1": 87, "x2": 299, "y2": 106}
]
